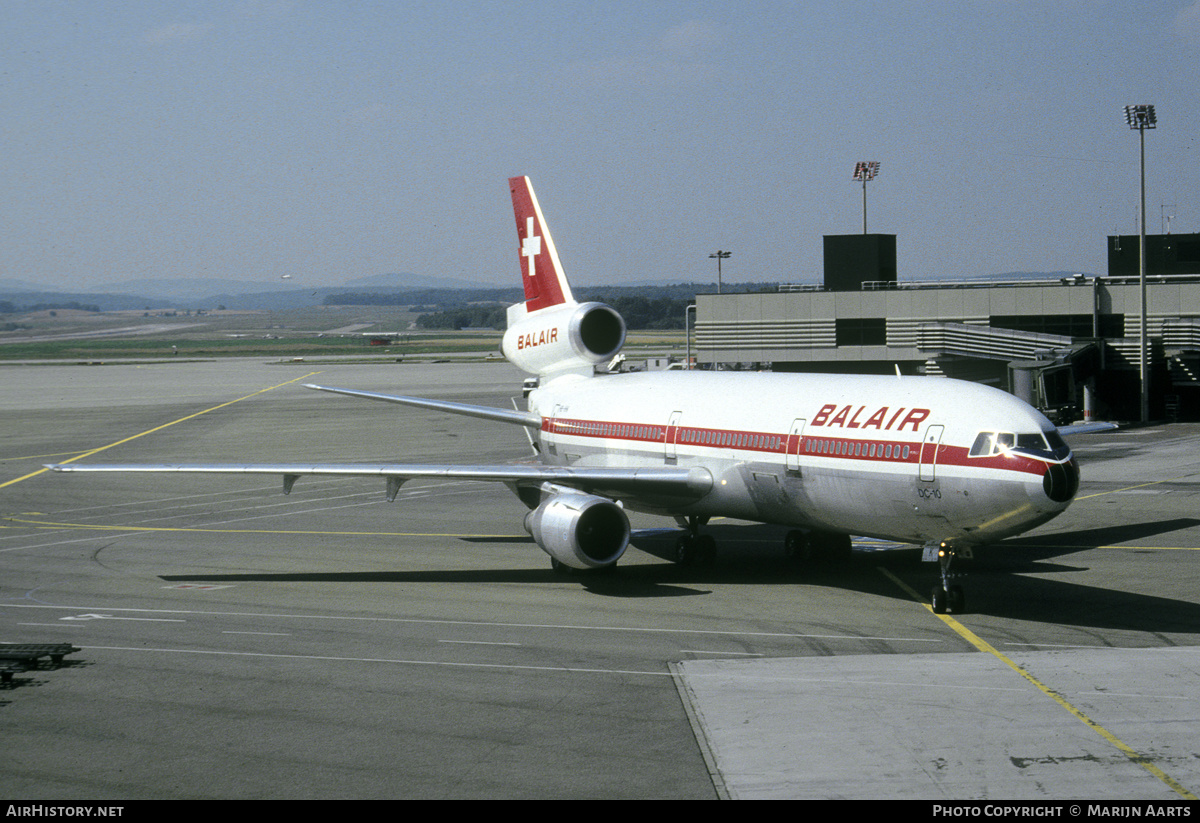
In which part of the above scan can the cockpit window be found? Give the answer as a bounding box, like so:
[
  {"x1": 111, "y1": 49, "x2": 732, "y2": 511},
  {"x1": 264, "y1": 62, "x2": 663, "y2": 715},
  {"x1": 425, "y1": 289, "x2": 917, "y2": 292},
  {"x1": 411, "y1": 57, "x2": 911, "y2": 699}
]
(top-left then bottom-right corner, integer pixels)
[
  {"x1": 970, "y1": 431, "x2": 1016, "y2": 456},
  {"x1": 970, "y1": 430, "x2": 1050, "y2": 456},
  {"x1": 1044, "y1": 429, "x2": 1068, "y2": 452},
  {"x1": 972, "y1": 429, "x2": 1070, "y2": 457},
  {"x1": 969, "y1": 432, "x2": 997, "y2": 457},
  {"x1": 1016, "y1": 433, "x2": 1047, "y2": 451}
]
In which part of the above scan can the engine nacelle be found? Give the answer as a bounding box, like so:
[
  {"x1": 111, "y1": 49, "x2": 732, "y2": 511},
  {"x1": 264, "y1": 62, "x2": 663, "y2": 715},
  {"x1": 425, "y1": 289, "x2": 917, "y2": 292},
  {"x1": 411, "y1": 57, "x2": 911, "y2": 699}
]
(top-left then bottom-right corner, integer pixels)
[
  {"x1": 523, "y1": 492, "x2": 630, "y2": 570},
  {"x1": 502, "y1": 302, "x2": 626, "y2": 377}
]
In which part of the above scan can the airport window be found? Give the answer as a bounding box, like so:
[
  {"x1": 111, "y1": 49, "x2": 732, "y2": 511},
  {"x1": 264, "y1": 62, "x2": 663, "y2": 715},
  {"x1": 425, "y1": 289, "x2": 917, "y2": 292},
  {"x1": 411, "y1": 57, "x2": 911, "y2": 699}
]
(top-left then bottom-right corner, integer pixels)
[
  {"x1": 835, "y1": 317, "x2": 887, "y2": 347},
  {"x1": 990, "y1": 313, "x2": 1125, "y2": 339},
  {"x1": 1177, "y1": 240, "x2": 1200, "y2": 263}
]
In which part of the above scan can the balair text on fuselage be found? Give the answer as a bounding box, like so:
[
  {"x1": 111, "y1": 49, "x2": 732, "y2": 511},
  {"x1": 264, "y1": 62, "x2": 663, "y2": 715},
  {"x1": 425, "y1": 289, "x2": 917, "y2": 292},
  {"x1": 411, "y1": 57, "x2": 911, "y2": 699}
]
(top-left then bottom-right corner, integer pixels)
[{"x1": 810, "y1": 403, "x2": 931, "y2": 432}]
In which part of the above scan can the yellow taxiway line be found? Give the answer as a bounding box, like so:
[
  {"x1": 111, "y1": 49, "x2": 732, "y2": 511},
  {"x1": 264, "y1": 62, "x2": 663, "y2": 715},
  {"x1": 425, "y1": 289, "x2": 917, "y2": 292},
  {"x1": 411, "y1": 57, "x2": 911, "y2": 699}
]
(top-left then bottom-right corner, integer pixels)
[
  {"x1": 0, "y1": 372, "x2": 322, "y2": 492},
  {"x1": 880, "y1": 567, "x2": 1197, "y2": 800}
]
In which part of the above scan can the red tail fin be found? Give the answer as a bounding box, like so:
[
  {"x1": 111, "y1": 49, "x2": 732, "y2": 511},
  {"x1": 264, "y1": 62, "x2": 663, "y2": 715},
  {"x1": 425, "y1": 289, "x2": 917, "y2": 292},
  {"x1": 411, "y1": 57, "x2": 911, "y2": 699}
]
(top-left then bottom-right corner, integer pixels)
[{"x1": 509, "y1": 176, "x2": 574, "y2": 312}]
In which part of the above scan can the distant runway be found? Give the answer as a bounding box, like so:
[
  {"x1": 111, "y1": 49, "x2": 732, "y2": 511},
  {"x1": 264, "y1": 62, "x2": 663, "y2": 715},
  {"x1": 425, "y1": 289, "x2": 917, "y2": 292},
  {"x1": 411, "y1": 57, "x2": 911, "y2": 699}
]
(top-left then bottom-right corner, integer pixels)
[
  {"x1": 0, "y1": 322, "x2": 207, "y2": 343},
  {"x1": 1, "y1": 359, "x2": 1198, "y2": 799}
]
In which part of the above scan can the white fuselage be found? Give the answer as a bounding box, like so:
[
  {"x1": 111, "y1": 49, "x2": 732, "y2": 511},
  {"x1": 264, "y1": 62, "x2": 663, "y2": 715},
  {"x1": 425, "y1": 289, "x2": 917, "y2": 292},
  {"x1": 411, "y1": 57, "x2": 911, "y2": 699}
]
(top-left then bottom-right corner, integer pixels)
[{"x1": 529, "y1": 370, "x2": 1076, "y2": 547}]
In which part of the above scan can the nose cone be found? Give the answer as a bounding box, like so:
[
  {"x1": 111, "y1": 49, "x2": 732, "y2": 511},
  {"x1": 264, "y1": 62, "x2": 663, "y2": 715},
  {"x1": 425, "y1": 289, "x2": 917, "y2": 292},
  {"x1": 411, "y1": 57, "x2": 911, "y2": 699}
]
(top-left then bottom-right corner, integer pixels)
[{"x1": 1042, "y1": 457, "x2": 1079, "y2": 503}]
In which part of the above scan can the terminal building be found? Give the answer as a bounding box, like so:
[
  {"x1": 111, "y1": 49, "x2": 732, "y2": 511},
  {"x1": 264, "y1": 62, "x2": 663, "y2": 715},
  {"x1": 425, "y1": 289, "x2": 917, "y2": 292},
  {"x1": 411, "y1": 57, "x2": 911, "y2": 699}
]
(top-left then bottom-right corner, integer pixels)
[{"x1": 693, "y1": 233, "x2": 1200, "y2": 422}]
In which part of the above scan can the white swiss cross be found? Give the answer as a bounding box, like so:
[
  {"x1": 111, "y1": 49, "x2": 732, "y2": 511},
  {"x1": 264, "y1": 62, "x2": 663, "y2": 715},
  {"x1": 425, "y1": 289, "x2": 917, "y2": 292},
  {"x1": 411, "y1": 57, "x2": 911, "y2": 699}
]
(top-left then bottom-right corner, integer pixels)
[{"x1": 521, "y1": 216, "x2": 541, "y2": 279}]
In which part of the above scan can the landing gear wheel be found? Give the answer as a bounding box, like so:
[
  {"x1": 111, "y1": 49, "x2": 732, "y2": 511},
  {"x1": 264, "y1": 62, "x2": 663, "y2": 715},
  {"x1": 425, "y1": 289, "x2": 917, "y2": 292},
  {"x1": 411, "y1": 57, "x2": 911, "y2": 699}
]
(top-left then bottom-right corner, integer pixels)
[
  {"x1": 674, "y1": 516, "x2": 716, "y2": 568},
  {"x1": 786, "y1": 530, "x2": 852, "y2": 568},
  {"x1": 931, "y1": 585, "x2": 948, "y2": 614},
  {"x1": 550, "y1": 557, "x2": 573, "y2": 576},
  {"x1": 827, "y1": 533, "x2": 852, "y2": 564},
  {"x1": 947, "y1": 584, "x2": 965, "y2": 614},
  {"x1": 785, "y1": 530, "x2": 813, "y2": 562},
  {"x1": 674, "y1": 534, "x2": 697, "y2": 566},
  {"x1": 675, "y1": 533, "x2": 717, "y2": 567},
  {"x1": 929, "y1": 542, "x2": 969, "y2": 614}
]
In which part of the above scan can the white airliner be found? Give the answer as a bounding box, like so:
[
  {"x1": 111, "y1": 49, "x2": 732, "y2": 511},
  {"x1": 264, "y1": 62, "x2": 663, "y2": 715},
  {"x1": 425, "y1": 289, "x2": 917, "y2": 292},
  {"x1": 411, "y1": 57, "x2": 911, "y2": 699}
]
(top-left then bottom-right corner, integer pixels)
[{"x1": 50, "y1": 176, "x2": 1094, "y2": 614}]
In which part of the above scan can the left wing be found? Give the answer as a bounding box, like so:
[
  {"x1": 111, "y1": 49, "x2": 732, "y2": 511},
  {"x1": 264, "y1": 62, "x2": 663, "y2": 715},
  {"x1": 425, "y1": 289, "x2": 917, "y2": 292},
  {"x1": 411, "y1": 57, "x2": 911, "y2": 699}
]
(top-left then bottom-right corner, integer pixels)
[
  {"x1": 46, "y1": 462, "x2": 714, "y2": 503},
  {"x1": 47, "y1": 383, "x2": 714, "y2": 503}
]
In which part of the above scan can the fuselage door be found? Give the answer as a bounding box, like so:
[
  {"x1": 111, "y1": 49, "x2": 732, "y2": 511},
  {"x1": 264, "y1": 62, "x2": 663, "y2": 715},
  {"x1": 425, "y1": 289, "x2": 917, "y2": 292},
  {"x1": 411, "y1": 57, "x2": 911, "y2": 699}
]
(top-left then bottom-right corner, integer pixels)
[
  {"x1": 918, "y1": 424, "x2": 945, "y2": 482},
  {"x1": 544, "y1": 403, "x2": 567, "y2": 457},
  {"x1": 786, "y1": 418, "x2": 806, "y2": 475},
  {"x1": 665, "y1": 411, "x2": 682, "y2": 460}
]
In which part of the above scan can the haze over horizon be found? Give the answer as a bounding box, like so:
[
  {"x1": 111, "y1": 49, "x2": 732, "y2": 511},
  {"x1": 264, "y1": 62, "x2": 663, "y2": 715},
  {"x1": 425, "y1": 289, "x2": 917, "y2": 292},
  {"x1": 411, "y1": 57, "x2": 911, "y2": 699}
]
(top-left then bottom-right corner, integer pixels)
[{"x1": 5, "y1": 2, "x2": 1200, "y2": 294}]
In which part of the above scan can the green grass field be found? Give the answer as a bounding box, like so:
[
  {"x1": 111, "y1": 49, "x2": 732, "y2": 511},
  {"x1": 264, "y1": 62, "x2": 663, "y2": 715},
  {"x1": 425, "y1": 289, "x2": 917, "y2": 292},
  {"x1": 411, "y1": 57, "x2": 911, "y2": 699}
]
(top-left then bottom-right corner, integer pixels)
[{"x1": 0, "y1": 306, "x2": 685, "y2": 362}]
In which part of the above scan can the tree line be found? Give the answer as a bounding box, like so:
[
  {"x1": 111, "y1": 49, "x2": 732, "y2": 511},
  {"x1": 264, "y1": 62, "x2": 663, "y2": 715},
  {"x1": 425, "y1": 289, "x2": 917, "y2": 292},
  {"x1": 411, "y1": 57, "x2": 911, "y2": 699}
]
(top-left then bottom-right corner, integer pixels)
[{"x1": 327, "y1": 283, "x2": 779, "y2": 331}]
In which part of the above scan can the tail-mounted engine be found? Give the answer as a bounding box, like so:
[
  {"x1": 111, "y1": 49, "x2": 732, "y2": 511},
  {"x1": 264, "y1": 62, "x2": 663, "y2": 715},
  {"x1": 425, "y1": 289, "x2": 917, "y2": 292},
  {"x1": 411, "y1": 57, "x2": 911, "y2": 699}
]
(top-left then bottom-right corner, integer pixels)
[
  {"x1": 503, "y1": 301, "x2": 626, "y2": 378},
  {"x1": 523, "y1": 491, "x2": 630, "y2": 570}
]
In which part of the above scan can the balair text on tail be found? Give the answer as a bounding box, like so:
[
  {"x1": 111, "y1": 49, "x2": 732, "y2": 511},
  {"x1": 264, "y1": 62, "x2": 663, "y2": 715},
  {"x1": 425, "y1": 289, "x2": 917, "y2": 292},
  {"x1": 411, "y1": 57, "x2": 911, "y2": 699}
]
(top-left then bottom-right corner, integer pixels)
[{"x1": 501, "y1": 176, "x2": 625, "y2": 379}]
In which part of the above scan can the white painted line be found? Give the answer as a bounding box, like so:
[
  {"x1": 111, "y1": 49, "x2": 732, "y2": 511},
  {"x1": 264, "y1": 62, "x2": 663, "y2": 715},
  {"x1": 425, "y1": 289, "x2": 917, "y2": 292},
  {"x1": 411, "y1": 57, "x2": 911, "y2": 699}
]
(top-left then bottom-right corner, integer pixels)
[{"x1": 222, "y1": 631, "x2": 291, "y2": 636}]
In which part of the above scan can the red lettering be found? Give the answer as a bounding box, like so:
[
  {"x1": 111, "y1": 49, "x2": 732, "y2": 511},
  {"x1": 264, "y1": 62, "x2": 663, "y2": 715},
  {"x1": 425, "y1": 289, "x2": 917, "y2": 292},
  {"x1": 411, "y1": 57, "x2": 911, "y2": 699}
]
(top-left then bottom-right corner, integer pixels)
[
  {"x1": 863, "y1": 407, "x2": 887, "y2": 429},
  {"x1": 812, "y1": 403, "x2": 836, "y2": 426},
  {"x1": 814, "y1": 402, "x2": 929, "y2": 432},
  {"x1": 829, "y1": 405, "x2": 852, "y2": 427},
  {"x1": 898, "y1": 408, "x2": 930, "y2": 432}
]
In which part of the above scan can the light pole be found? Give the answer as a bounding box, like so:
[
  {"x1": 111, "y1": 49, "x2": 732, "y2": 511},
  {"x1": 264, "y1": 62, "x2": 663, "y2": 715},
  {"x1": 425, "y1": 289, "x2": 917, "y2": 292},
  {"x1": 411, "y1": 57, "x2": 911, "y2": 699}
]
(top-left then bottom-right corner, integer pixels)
[
  {"x1": 709, "y1": 250, "x2": 731, "y2": 294},
  {"x1": 685, "y1": 304, "x2": 695, "y2": 370},
  {"x1": 1124, "y1": 104, "x2": 1156, "y2": 424},
  {"x1": 853, "y1": 161, "x2": 880, "y2": 234}
]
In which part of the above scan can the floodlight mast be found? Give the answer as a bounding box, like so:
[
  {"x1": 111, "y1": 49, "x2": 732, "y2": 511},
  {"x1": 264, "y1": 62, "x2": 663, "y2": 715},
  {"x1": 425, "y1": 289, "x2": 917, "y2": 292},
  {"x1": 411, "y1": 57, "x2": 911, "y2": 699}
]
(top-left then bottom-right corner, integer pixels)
[
  {"x1": 853, "y1": 161, "x2": 880, "y2": 234},
  {"x1": 1124, "y1": 104, "x2": 1156, "y2": 424},
  {"x1": 709, "y1": 250, "x2": 731, "y2": 294}
]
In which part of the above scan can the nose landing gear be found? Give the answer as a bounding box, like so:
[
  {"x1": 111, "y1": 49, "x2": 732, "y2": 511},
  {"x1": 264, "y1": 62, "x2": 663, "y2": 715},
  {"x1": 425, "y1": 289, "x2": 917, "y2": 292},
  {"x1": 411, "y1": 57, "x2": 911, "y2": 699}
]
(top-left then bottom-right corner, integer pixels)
[{"x1": 926, "y1": 541, "x2": 968, "y2": 614}]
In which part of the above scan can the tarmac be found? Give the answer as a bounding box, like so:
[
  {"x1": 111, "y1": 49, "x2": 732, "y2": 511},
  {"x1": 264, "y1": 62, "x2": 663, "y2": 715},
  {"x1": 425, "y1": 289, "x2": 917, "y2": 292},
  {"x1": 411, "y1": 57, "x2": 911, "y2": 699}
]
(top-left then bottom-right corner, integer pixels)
[{"x1": 1, "y1": 358, "x2": 1197, "y2": 799}]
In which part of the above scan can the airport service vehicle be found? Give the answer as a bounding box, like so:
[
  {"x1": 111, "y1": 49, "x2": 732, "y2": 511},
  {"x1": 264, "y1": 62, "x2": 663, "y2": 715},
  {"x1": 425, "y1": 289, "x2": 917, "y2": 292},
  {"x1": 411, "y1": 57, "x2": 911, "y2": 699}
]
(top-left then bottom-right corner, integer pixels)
[{"x1": 51, "y1": 176, "x2": 1091, "y2": 613}]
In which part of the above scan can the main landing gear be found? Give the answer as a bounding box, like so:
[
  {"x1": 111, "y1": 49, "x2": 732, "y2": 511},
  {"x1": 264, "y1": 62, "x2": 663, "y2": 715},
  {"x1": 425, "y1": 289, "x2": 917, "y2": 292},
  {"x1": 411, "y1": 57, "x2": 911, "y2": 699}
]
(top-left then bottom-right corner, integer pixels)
[
  {"x1": 927, "y1": 542, "x2": 967, "y2": 614},
  {"x1": 673, "y1": 516, "x2": 716, "y2": 567},
  {"x1": 784, "y1": 529, "x2": 852, "y2": 568}
]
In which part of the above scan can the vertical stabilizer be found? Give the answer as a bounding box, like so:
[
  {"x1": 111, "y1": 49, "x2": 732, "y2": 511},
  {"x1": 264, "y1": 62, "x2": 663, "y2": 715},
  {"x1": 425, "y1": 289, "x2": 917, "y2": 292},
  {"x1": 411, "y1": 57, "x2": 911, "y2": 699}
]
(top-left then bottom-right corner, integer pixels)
[
  {"x1": 509, "y1": 176, "x2": 574, "y2": 312},
  {"x1": 502, "y1": 177, "x2": 626, "y2": 378}
]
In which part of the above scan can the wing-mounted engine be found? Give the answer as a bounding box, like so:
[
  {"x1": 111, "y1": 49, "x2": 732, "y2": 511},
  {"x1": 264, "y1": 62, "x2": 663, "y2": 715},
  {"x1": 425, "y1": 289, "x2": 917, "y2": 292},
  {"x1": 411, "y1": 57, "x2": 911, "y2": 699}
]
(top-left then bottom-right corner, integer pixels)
[
  {"x1": 502, "y1": 301, "x2": 626, "y2": 378},
  {"x1": 523, "y1": 491, "x2": 630, "y2": 570}
]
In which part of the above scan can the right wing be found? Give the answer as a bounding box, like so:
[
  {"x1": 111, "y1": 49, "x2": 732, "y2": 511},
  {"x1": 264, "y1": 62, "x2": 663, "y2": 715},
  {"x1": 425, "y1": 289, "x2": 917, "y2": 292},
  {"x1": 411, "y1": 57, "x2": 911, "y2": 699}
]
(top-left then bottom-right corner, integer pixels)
[
  {"x1": 46, "y1": 461, "x2": 714, "y2": 503},
  {"x1": 1058, "y1": 422, "x2": 1119, "y2": 436},
  {"x1": 304, "y1": 383, "x2": 540, "y2": 428}
]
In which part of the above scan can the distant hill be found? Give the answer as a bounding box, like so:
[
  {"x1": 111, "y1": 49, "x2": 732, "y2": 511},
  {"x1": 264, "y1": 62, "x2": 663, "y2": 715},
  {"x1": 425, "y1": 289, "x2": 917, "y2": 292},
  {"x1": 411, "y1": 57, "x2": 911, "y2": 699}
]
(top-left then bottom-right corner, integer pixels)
[
  {"x1": 341, "y1": 272, "x2": 496, "y2": 291},
  {"x1": 0, "y1": 271, "x2": 1104, "y2": 315},
  {"x1": 0, "y1": 289, "x2": 175, "y2": 312}
]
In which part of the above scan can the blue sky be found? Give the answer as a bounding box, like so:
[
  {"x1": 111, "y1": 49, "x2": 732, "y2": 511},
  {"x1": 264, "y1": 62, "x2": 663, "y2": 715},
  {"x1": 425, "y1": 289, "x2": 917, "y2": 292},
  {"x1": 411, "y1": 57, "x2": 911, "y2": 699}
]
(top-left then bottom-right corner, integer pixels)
[{"x1": 4, "y1": 1, "x2": 1200, "y2": 292}]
